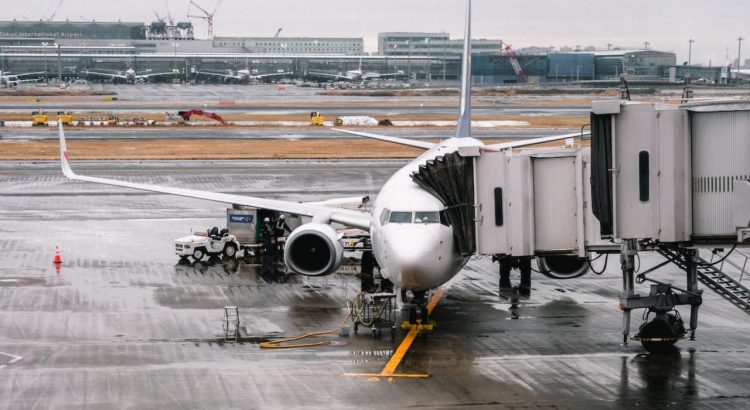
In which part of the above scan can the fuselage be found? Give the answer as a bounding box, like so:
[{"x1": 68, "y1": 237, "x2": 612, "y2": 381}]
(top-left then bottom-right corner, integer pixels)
[
  {"x1": 369, "y1": 136, "x2": 484, "y2": 291},
  {"x1": 124, "y1": 69, "x2": 136, "y2": 82}
]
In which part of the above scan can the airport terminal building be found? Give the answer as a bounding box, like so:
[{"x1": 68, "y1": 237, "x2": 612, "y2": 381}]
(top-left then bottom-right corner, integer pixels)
[{"x1": 0, "y1": 20, "x2": 683, "y2": 85}]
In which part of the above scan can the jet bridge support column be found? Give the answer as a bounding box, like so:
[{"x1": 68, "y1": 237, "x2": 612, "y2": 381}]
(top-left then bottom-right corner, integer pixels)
[
  {"x1": 686, "y1": 249, "x2": 699, "y2": 340},
  {"x1": 620, "y1": 239, "x2": 638, "y2": 346}
]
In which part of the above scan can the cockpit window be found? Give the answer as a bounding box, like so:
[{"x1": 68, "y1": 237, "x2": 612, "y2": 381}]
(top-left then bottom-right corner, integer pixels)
[
  {"x1": 388, "y1": 211, "x2": 413, "y2": 223},
  {"x1": 439, "y1": 210, "x2": 451, "y2": 226},
  {"x1": 414, "y1": 212, "x2": 440, "y2": 224},
  {"x1": 380, "y1": 209, "x2": 391, "y2": 225}
]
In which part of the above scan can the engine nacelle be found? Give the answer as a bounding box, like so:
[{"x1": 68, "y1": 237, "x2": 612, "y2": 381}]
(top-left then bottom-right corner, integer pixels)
[
  {"x1": 537, "y1": 255, "x2": 589, "y2": 279},
  {"x1": 283, "y1": 223, "x2": 343, "y2": 276}
]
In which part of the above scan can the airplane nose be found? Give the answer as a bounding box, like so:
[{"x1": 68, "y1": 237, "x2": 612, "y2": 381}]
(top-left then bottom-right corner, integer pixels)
[{"x1": 385, "y1": 227, "x2": 451, "y2": 290}]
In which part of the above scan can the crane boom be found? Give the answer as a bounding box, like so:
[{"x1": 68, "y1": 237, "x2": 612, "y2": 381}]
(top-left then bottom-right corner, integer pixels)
[{"x1": 502, "y1": 42, "x2": 527, "y2": 84}]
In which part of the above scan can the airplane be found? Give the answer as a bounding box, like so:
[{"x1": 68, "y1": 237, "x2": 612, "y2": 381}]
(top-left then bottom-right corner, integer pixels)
[
  {"x1": 196, "y1": 62, "x2": 293, "y2": 83},
  {"x1": 308, "y1": 58, "x2": 405, "y2": 82},
  {"x1": 57, "y1": 0, "x2": 586, "y2": 322},
  {"x1": 81, "y1": 66, "x2": 178, "y2": 84},
  {"x1": 0, "y1": 70, "x2": 45, "y2": 88}
]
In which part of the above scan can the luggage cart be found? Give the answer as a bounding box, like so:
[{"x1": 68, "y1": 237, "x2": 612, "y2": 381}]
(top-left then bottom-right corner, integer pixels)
[{"x1": 350, "y1": 292, "x2": 397, "y2": 338}]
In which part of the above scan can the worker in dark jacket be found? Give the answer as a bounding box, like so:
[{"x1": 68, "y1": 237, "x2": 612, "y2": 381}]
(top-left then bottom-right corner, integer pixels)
[
  {"x1": 260, "y1": 217, "x2": 275, "y2": 255},
  {"x1": 275, "y1": 215, "x2": 292, "y2": 238},
  {"x1": 274, "y1": 215, "x2": 293, "y2": 258}
]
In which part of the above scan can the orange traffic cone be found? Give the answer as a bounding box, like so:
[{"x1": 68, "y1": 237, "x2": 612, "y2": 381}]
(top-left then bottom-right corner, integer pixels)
[{"x1": 53, "y1": 246, "x2": 62, "y2": 264}]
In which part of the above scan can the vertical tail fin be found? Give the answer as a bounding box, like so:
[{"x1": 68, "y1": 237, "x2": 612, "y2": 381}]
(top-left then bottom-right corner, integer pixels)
[
  {"x1": 455, "y1": 0, "x2": 472, "y2": 139},
  {"x1": 358, "y1": 57, "x2": 363, "y2": 72}
]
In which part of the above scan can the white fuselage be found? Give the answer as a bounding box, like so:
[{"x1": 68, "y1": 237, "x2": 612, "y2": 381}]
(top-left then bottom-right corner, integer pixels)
[
  {"x1": 369, "y1": 136, "x2": 484, "y2": 291},
  {"x1": 124, "y1": 69, "x2": 136, "y2": 82}
]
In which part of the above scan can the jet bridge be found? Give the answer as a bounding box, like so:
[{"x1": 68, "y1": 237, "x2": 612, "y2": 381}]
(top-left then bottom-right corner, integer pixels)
[{"x1": 410, "y1": 99, "x2": 750, "y2": 351}]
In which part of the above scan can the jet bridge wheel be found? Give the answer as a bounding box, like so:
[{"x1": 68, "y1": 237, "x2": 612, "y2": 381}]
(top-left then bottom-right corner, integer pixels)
[{"x1": 637, "y1": 313, "x2": 685, "y2": 353}]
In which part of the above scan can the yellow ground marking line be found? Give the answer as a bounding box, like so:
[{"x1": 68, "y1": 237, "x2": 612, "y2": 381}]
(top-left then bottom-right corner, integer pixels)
[{"x1": 345, "y1": 287, "x2": 445, "y2": 380}]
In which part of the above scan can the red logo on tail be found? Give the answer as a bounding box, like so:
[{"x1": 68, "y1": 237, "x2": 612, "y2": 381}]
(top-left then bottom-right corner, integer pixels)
[{"x1": 63, "y1": 151, "x2": 70, "y2": 161}]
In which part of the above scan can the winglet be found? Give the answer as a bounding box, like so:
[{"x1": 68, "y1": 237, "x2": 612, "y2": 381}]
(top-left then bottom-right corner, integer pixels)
[
  {"x1": 58, "y1": 122, "x2": 75, "y2": 179},
  {"x1": 455, "y1": 0, "x2": 472, "y2": 139}
]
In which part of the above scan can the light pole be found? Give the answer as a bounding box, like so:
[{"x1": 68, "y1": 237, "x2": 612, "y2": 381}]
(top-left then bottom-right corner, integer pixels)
[
  {"x1": 406, "y1": 40, "x2": 411, "y2": 81},
  {"x1": 737, "y1": 36, "x2": 744, "y2": 84},
  {"x1": 172, "y1": 42, "x2": 179, "y2": 70},
  {"x1": 442, "y1": 39, "x2": 447, "y2": 81},
  {"x1": 425, "y1": 37, "x2": 431, "y2": 81},
  {"x1": 41, "y1": 42, "x2": 48, "y2": 80},
  {"x1": 688, "y1": 39, "x2": 694, "y2": 65}
]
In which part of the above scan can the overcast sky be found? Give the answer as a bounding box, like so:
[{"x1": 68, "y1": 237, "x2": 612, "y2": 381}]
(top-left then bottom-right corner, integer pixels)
[{"x1": 10, "y1": 0, "x2": 749, "y2": 66}]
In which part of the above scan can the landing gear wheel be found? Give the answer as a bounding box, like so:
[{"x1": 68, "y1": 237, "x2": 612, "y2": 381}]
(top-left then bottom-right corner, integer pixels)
[
  {"x1": 408, "y1": 306, "x2": 417, "y2": 324},
  {"x1": 419, "y1": 306, "x2": 429, "y2": 323},
  {"x1": 192, "y1": 248, "x2": 205, "y2": 261},
  {"x1": 353, "y1": 322, "x2": 358, "y2": 335},
  {"x1": 223, "y1": 244, "x2": 237, "y2": 258},
  {"x1": 638, "y1": 318, "x2": 678, "y2": 353}
]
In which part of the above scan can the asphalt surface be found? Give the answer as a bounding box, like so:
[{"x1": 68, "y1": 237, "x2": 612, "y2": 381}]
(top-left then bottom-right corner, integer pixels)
[{"x1": 1, "y1": 159, "x2": 749, "y2": 409}]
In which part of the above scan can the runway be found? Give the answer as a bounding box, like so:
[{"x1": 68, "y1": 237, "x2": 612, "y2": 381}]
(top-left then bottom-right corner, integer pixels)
[{"x1": 1, "y1": 159, "x2": 749, "y2": 408}]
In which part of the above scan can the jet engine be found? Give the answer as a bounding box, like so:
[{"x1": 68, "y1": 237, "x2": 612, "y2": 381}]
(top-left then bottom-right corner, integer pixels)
[
  {"x1": 536, "y1": 255, "x2": 589, "y2": 279},
  {"x1": 283, "y1": 223, "x2": 343, "y2": 276}
]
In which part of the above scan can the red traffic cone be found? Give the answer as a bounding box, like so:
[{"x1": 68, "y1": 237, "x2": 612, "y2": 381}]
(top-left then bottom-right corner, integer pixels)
[{"x1": 53, "y1": 246, "x2": 62, "y2": 264}]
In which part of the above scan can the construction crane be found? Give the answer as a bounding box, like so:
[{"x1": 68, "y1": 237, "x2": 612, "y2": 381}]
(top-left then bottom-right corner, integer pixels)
[
  {"x1": 274, "y1": 28, "x2": 283, "y2": 38},
  {"x1": 501, "y1": 42, "x2": 527, "y2": 84},
  {"x1": 164, "y1": 0, "x2": 175, "y2": 25},
  {"x1": 187, "y1": 0, "x2": 224, "y2": 39},
  {"x1": 176, "y1": 109, "x2": 227, "y2": 124},
  {"x1": 42, "y1": 0, "x2": 65, "y2": 21}
]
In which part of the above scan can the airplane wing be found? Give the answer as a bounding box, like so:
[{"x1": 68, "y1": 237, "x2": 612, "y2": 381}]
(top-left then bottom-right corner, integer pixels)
[
  {"x1": 57, "y1": 123, "x2": 371, "y2": 230},
  {"x1": 12, "y1": 71, "x2": 46, "y2": 78},
  {"x1": 14, "y1": 78, "x2": 42, "y2": 84},
  {"x1": 135, "y1": 71, "x2": 178, "y2": 79},
  {"x1": 365, "y1": 71, "x2": 404, "y2": 80},
  {"x1": 251, "y1": 72, "x2": 293, "y2": 80},
  {"x1": 331, "y1": 128, "x2": 435, "y2": 150},
  {"x1": 485, "y1": 131, "x2": 590, "y2": 151},
  {"x1": 196, "y1": 71, "x2": 243, "y2": 81},
  {"x1": 307, "y1": 71, "x2": 351, "y2": 81},
  {"x1": 82, "y1": 70, "x2": 128, "y2": 80}
]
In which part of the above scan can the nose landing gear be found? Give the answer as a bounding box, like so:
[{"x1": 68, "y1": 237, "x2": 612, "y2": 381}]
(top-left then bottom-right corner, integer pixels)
[{"x1": 403, "y1": 290, "x2": 435, "y2": 330}]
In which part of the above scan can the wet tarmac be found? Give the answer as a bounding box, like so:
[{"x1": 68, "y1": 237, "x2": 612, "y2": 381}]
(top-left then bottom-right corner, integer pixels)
[{"x1": 1, "y1": 160, "x2": 750, "y2": 409}]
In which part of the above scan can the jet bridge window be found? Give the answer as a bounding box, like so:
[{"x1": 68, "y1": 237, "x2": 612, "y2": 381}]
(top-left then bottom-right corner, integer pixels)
[
  {"x1": 639, "y1": 150, "x2": 650, "y2": 202},
  {"x1": 389, "y1": 211, "x2": 413, "y2": 223},
  {"x1": 414, "y1": 212, "x2": 440, "y2": 224}
]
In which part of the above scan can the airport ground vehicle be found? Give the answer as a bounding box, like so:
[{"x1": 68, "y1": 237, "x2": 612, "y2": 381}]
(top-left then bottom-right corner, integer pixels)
[
  {"x1": 310, "y1": 111, "x2": 325, "y2": 126},
  {"x1": 174, "y1": 227, "x2": 240, "y2": 261},
  {"x1": 31, "y1": 109, "x2": 48, "y2": 126},
  {"x1": 57, "y1": 110, "x2": 73, "y2": 125}
]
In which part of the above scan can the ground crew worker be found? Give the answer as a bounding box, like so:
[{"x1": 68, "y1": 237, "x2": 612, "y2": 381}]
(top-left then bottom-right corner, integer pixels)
[
  {"x1": 274, "y1": 215, "x2": 293, "y2": 258},
  {"x1": 260, "y1": 217, "x2": 275, "y2": 255},
  {"x1": 275, "y1": 215, "x2": 292, "y2": 238},
  {"x1": 260, "y1": 217, "x2": 276, "y2": 275}
]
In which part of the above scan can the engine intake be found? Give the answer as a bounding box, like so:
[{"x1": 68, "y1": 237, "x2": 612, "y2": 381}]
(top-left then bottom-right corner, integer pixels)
[
  {"x1": 283, "y1": 223, "x2": 343, "y2": 276},
  {"x1": 537, "y1": 255, "x2": 589, "y2": 279}
]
